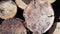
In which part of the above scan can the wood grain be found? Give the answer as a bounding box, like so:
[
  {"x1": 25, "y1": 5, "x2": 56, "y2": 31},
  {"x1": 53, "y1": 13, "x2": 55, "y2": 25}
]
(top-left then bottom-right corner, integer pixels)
[
  {"x1": 23, "y1": 0, "x2": 54, "y2": 33},
  {"x1": 0, "y1": 1, "x2": 17, "y2": 19},
  {"x1": 0, "y1": 18, "x2": 27, "y2": 34}
]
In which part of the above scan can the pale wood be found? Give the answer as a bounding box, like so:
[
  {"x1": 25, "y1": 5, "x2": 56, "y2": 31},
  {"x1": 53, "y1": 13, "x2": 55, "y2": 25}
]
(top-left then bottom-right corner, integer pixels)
[
  {"x1": 0, "y1": 18, "x2": 27, "y2": 34},
  {"x1": 15, "y1": 0, "x2": 29, "y2": 9},
  {"x1": 23, "y1": 0, "x2": 54, "y2": 34},
  {"x1": 0, "y1": 1, "x2": 17, "y2": 19}
]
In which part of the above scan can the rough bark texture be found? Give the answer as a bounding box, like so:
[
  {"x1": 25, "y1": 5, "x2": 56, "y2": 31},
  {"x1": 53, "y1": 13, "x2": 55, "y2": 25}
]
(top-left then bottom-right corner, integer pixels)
[
  {"x1": 0, "y1": 1, "x2": 17, "y2": 19},
  {"x1": 23, "y1": 0, "x2": 54, "y2": 33},
  {"x1": 0, "y1": 18, "x2": 27, "y2": 34}
]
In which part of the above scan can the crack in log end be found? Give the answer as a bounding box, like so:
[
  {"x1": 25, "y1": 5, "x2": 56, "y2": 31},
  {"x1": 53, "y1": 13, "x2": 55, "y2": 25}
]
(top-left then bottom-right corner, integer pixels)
[{"x1": 48, "y1": 15, "x2": 54, "y2": 17}]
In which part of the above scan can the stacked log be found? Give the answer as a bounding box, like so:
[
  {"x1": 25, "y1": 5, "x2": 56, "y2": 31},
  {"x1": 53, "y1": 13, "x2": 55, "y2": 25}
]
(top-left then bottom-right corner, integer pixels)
[
  {"x1": 0, "y1": 0, "x2": 57, "y2": 34},
  {"x1": 23, "y1": 0, "x2": 54, "y2": 34},
  {"x1": 0, "y1": 1, "x2": 17, "y2": 19},
  {"x1": 0, "y1": 18, "x2": 27, "y2": 34}
]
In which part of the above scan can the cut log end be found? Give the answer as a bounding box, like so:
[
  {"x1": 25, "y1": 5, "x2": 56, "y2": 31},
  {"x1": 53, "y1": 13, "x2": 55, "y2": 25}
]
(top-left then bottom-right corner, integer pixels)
[
  {"x1": 15, "y1": 0, "x2": 56, "y2": 9},
  {"x1": 23, "y1": 0, "x2": 54, "y2": 33},
  {"x1": 0, "y1": 18, "x2": 27, "y2": 34},
  {"x1": 0, "y1": 1, "x2": 17, "y2": 19}
]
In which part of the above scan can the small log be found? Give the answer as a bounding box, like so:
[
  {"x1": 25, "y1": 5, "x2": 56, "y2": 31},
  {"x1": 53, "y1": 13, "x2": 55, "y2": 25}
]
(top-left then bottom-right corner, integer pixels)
[
  {"x1": 0, "y1": 1, "x2": 17, "y2": 19},
  {"x1": 23, "y1": 0, "x2": 54, "y2": 34},
  {"x1": 15, "y1": 0, "x2": 31, "y2": 9},
  {"x1": 15, "y1": 0, "x2": 56, "y2": 9},
  {"x1": 0, "y1": 18, "x2": 27, "y2": 34}
]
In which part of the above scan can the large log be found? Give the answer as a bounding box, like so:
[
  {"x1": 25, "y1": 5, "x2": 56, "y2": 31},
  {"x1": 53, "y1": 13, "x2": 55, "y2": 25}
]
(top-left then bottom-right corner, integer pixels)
[
  {"x1": 23, "y1": 0, "x2": 54, "y2": 34},
  {"x1": 0, "y1": 18, "x2": 27, "y2": 34},
  {"x1": 0, "y1": 1, "x2": 17, "y2": 19},
  {"x1": 15, "y1": 0, "x2": 56, "y2": 9}
]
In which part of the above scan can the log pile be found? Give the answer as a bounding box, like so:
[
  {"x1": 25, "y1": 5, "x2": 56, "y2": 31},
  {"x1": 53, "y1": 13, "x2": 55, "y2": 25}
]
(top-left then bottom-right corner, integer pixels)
[{"x1": 0, "y1": 0, "x2": 56, "y2": 34}]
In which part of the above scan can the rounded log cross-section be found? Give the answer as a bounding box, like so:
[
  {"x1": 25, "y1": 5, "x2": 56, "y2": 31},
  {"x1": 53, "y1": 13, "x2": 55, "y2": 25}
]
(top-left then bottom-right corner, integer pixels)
[
  {"x1": 23, "y1": 0, "x2": 54, "y2": 34},
  {"x1": 0, "y1": 18, "x2": 27, "y2": 34},
  {"x1": 15, "y1": 0, "x2": 56, "y2": 9},
  {"x1": 0, "y1": 1, "x2": 17, "y2": 19}
]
